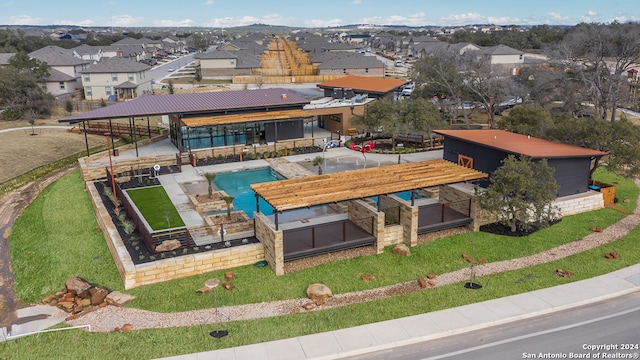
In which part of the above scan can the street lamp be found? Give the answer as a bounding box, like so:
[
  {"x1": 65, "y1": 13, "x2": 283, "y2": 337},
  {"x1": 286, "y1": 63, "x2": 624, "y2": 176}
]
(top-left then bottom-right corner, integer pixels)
[
  {"x1": 105, "y1": 132, "x2": 118, "y2": 212},
  {"x1": 205, "y1": 278, "x2": 228, "y2": 338}
]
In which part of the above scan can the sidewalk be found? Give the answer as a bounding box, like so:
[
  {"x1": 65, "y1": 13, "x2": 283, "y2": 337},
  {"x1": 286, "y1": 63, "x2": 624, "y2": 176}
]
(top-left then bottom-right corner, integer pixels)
[{"x1": 156, "y1": 265, "x2": 639, "y2": 360}]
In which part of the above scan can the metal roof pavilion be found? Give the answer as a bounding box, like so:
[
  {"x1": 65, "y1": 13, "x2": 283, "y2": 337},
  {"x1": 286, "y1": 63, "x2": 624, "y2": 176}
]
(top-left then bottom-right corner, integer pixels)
[{"x1": 58, "y1": 88, "x2": 310, "y2": 123}]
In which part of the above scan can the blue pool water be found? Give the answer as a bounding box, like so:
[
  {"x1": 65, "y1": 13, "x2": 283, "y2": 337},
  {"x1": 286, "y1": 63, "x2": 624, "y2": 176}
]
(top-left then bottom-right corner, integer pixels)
[{"x1": 213, "y1": 168, "x2": 285, "y2": 218}]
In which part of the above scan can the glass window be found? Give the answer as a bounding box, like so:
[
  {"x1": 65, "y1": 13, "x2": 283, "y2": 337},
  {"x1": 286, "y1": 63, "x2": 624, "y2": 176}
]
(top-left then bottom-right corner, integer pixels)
[
  {"x1": 105, "y1": 87, "x2": 111, "y2": 96},
  {"x1": 83, "y1": 73, "x2": 90, "y2": 82},
  {"x1": 111, "y1": 73, "x2": 118, "y2": 81},
  {"x1": 127, "y1": 72, "x2": 134, "y2": 81},
  {"x1": 86, "y1": 87, "x2": 92, "y2": 96},
  {"x1": 59, "y1": 82, "x2": 65, "y2": 90}
]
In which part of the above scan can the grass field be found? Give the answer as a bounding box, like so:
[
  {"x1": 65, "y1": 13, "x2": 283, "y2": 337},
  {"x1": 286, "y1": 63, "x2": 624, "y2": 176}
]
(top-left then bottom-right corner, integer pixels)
[
  {"x1": 126, "y1": 186, "x2": 185, "y2": 230},
  {"x1": 3, "y1": 163, "x2": 639, "y2": 359}
]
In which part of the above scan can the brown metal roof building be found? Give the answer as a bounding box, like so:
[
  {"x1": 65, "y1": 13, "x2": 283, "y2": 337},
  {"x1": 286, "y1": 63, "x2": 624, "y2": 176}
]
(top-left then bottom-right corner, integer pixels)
[
  {"x1": 317, "y1": 75, "x2": 409, "y2": 99},
  {"x1": 434, "y1": 129, "x2": 608, "y2": 197},
  {"x1": 59, "y1": 88, "x2": 314, "y2": 152}
]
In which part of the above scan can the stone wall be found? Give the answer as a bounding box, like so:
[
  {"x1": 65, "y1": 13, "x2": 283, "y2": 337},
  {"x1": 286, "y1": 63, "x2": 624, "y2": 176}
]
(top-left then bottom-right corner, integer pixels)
[
  {"x1": 554, "y1": 191, "x2": 604, "y2": 216},
  {"x1": 378, "y1": 224, "x2": 404, "y2": 249},
  {"x1": 88, "y1": 181, "x2": 265, "y2": 289},
  {"x1": 347, "y1": 200, "x2": 385, "y2": 253},
  {"x1": 379, "y1": 195, "x2": 418, "y2": 247},
  {"x1": 439, "y1": 182, "x2": 605, "y2": 231},
  {"x1": 254, "y1": 212, "x2": 284, "y2": 275}
]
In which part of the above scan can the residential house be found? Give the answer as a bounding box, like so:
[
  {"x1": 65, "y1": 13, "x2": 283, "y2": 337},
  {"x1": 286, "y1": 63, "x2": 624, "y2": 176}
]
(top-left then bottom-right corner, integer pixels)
[
  {"x1": 72, "y1": 44, "x2": 146, "y2": 62},
  {"x1": 79, "y1": 57, "x2": 152, "y2": 101},
  {"x1": 314, "y1": 52, "x2": 385, "y2": 77},
  {"x1": 0, "y1": 52, "x2": 16, "y2": 68},
  {"x1": 309, "y1": 75, "x2": 409, "y2": 135},
  {"x1": 29, "y1": 46, "x2": 90, "y2": 98},
  {"x1": 194, "y1": 49, "x2": 261, "y2": 80},
  {"x1": 478, "y1": 44, "x2": 525, "y2": 75}
]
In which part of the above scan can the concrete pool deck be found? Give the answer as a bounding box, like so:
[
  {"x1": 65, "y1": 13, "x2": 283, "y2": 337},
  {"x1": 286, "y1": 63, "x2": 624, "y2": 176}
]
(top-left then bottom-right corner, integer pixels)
[{"x1": 118, "y1": 138, "x2": 444, "y2": 238}]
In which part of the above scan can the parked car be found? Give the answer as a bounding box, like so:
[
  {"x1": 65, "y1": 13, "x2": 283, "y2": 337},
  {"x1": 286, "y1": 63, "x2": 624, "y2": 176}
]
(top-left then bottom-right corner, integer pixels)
[
  {"x1": 457, "y1": 102, "x2": 475, "y2": 110},
  {"x1": 402, "y1": 83, "x2": 414, "y2": 96},
  {"x1": 167, "y1": 66, "x2": 175, "y2": 72},
  {"x1": 140, "y1": 58, "x2": 157, "y2": 66}
]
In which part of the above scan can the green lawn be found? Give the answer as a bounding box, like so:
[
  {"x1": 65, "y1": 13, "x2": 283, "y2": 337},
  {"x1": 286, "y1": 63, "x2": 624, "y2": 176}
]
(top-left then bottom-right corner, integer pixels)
[
  {"x1": 4, "y1": 167, "x2": 639, "y2": 359},
  {"x1": 125, "y1": 186, "x2": 185, "y2": 230}
]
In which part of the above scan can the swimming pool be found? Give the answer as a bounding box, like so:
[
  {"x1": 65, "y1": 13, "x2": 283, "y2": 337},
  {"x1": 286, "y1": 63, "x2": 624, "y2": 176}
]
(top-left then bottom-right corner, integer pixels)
[{"x1": 213, "y1": 167, "x2": 285, "y2": 218}]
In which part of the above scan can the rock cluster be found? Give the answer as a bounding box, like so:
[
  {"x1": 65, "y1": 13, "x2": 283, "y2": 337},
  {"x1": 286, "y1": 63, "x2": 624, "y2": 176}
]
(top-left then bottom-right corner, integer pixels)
[
  {"x1": 42, "y1": 277, "x2": 135, "y2": 321},
  {"x1": 555, "y1": 269, "x2": 574, "y2": 277},
  {"x1": 604, "y1": 251, "x2": 619, "y2": 259}
]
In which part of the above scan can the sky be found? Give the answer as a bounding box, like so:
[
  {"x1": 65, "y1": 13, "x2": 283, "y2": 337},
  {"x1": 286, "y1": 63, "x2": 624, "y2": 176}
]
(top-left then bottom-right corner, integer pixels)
[{"x1": 1, "y1": 0, "x2": 638, "y2": 28}]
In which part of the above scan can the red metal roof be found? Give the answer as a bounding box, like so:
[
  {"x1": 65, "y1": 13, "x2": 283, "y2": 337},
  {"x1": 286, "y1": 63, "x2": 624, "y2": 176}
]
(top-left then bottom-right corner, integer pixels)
[
  {"x1": 58, "y1": 88, "x2": 309, "y2": 123},
  {"x1": 317, "y1": 75, "x2": 409, "y2": 94},
  {"x1": 434, "y1": 129, "x2": 608, "y2": 158}
]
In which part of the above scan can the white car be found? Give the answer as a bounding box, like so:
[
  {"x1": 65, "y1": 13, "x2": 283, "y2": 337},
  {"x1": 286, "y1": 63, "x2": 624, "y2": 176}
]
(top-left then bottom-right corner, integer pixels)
[{"x1": 167, "y1": 66, "x2": 175, "y2": 72}]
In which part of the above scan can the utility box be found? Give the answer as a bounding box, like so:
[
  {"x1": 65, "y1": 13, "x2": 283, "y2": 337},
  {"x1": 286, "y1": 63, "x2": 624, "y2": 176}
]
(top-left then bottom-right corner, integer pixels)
[{"x1": 589, "y1": 180, "x2": 616, "y2": 205}]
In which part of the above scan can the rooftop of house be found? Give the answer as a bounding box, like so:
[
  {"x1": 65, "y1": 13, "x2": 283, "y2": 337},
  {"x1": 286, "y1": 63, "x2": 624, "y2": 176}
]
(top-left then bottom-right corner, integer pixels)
[
  {"x1": 317, "y1": 75, "x2": 409, "y2": 94},
  {"x1": 80, "y1": 57, "x2": 150, "y2": 73},
  {"x1": 29, "y1": 45, "x2": 89, "y2": 66},
  {"x1": 434, "y1": 129, "x2": 608, "y2": 159}
]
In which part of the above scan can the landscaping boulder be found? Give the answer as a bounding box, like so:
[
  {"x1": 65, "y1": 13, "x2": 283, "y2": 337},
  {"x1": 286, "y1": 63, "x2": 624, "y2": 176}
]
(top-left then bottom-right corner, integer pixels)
[
  {"x1": 306, "y1": 283, "x2": 332, "y2": 302},
  {"x1": 155, "y1": 239, "x2": 181, "y2": 252},
  {"x1": 393, "y1": 244, "x2": 411, "y2": 256}
]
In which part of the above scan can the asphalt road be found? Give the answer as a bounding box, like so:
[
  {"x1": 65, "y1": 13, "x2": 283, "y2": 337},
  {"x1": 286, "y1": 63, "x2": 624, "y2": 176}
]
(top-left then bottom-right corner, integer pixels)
[{"x1": 344, "y1": 291, "x2": 640, "y2": 360}]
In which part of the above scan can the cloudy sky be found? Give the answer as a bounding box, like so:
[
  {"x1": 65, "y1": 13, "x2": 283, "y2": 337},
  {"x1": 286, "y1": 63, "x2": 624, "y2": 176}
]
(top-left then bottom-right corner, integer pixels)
[{"x1": 1, "y1": 0, "x2": 637, "y2": 28}]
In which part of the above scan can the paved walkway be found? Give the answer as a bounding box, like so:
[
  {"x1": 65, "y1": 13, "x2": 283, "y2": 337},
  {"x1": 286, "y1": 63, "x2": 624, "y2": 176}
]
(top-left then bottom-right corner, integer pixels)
[{"x1": 161, "y1": 266, "x2": 640, "y2": 360}]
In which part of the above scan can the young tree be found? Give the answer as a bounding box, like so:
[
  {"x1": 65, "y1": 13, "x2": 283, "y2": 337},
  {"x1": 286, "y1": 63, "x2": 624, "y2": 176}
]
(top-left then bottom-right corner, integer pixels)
[
  {"x1": 194, "y1": 66, "x2": 202, "y2": 86},
  {"x1": 478, "y1": 155, "x2": 559, "y2": 233},
  {"x1": 64, "y1": 99, "x2": 74, "y2": 115},
  {"x1": 203, "y1": 172, "x2": 216, "y2": 198},
  {"x1": 312, "y1": 156, "x2": 324, "y2": 175},
  {"x1": 168, "y1": 79, "x2": 174, "y2": 94},
  {"x1": 223, "y1": 196, "x2": 235, "y2": 220}
]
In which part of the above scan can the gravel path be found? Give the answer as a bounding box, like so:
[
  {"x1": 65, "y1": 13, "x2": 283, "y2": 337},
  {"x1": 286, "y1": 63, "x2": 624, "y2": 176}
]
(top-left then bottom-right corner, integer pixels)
[{"x1": 68, "y1": 179, "x2": 640, "y2": 333}]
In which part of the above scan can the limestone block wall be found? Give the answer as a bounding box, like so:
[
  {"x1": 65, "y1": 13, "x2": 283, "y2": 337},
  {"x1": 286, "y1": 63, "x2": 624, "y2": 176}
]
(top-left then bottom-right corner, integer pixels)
[
  {"x1": 440, "y1": 183, "x2": 605, "y2": 231},
  {"x1": 254, "y1": 212, "x2": 284, "y2": 275},
  {"x1": 379, "y1": 195, "x2": 418, "y2": 247},
  {"x1": 88, "y1": 181, "x2": 265, "y2": 289},
  {"x1": 347, "y1": 200, "x2": 385, "y2": 254},
  {"x1": 378, "y1": 224, "x2": 404, "y2": 249},
  {"x1": 553, "y1": 191, "x2": 604, "y2": 216}
]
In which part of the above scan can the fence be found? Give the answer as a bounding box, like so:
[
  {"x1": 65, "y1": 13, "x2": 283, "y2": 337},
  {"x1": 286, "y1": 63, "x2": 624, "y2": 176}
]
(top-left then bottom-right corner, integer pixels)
[
  {"x1": 54, "y1": 99, "x2": 116, "y2": 113},
  {"x1": 106, "y1": 167, "x2": 193, "y2": 254},
  {"x1": 84, "y1": 121, "x2": 162, "y2": 138}
]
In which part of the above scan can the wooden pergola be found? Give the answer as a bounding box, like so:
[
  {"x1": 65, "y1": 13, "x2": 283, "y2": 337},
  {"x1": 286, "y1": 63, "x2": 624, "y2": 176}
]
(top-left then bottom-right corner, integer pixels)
[{"x1": 252, "y1": 159, "x2": 488, "y2": 214}]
